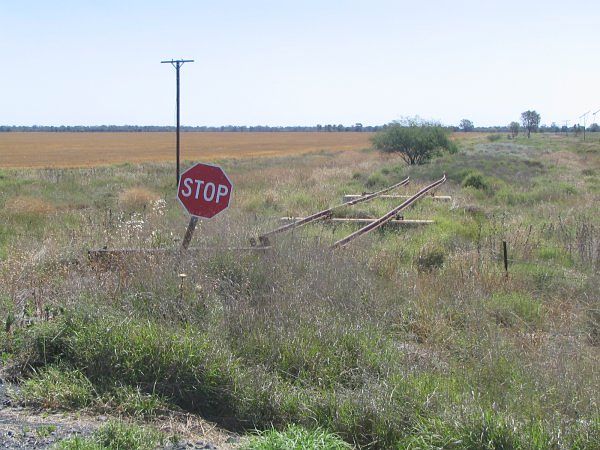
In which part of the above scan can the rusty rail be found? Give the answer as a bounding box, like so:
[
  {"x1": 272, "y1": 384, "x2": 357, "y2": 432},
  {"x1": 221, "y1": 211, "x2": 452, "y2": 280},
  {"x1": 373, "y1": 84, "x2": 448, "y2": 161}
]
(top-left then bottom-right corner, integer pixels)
[
  {"x1": 342, "y1": 194, "x2": 451, "y2": 202},
  {"x1": 331, "y1": 175, "x2": 446, "y2": 249},
  {"x1": 280, "y1": 217, "x2": 434, "y2": 226},
  {"x1": 254, "y1": 177, "x2": 410, "y2": 246}
]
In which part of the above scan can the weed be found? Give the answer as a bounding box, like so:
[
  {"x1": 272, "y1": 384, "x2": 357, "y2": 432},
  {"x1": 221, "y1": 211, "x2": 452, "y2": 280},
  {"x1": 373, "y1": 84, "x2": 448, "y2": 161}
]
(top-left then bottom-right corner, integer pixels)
[
  {"x1": 99, "y1": 385, "x2": 170, "y2": 418},
  {"x1": 5, "y1": 196, "x2": 56, "y2": 215},
  {"x1": 242, "y1": 425, "x2": 351, "y2": 450},
  {"x1": 21, "y1": 366, "x2": 95, "y2": 409},
  {"x1": 365, "y1": 173, "x2": 387, "y2": 189},
  {"x1": 117, "y1": 188, "x2": 160, "y2": 211},
  {"x1": 487, "y1": 292, "x2": 543, "y2": 328},
  {"x1": 416, "y1": 247, "x2": 445, "y2": 271},
  {"x1": 36, "y1": 424, "x2": 57, "y2": 438},
  {"x1": 54, "y1": 420, "x2": 166, "y2": 450}
]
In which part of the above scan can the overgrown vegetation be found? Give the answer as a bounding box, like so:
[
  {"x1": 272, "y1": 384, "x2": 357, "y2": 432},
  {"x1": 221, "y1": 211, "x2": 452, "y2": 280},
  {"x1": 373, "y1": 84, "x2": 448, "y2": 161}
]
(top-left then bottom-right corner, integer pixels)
[{"x1": 1, "y1": 133, "x2": 599, "y2": 448}]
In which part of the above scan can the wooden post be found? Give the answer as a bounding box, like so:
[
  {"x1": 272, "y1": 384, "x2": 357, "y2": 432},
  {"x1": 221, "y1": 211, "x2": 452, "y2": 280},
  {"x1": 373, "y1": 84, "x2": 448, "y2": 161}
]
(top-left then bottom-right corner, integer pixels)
[
  {"x1": 182, "y1": 217, "x2": 199, "y2": 250},
  {"x1": 503, "y1": 240, "x2": 508, "y2": 277}
]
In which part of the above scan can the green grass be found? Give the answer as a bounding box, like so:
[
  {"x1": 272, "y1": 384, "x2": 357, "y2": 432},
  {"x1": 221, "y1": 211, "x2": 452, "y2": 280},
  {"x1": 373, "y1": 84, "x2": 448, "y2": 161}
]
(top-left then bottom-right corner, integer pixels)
[
  {"x1": 21, "y1": 366, "x2": 95, "y2": 409},
  {"x1": 487, "y1": 292, "x2": 543, "y2": 328},
  {"x1": 242, "y1": 425, "x2": 351, "y2": 450},
  {"x1": 54, "y1": 420, "x2": 167, "y2": 450}
]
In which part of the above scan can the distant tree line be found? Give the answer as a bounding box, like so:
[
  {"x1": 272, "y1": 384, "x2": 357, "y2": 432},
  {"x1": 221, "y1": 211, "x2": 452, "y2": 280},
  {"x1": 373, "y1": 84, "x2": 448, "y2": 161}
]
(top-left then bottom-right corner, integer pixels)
[
  {"x1": 2, "y1": 121, "x2": 597, "y2": 133},
  {"x1": 455, "y1": 115, "x2": 599, "y2": 135},
  {"x1": 0, "y1": 123, "x2": 381, "y2": 133}
]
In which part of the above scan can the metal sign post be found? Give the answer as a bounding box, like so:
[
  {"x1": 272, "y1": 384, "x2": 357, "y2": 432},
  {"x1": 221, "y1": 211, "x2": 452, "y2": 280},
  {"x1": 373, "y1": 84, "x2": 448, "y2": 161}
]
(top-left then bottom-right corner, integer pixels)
[{"x1": 161, "y1": 59, "x2": 194, "y2": 186}]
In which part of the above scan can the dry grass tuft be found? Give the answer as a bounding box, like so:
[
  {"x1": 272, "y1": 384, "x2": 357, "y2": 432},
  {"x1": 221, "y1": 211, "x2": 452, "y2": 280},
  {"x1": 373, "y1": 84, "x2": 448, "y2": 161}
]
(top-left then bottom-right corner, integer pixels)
[
  {"x1": 118, "y1": 188, "x2": 160, "y2": 211},
  {"x1": 4, "y1": 196, "x2": 56, "y2": 215}
]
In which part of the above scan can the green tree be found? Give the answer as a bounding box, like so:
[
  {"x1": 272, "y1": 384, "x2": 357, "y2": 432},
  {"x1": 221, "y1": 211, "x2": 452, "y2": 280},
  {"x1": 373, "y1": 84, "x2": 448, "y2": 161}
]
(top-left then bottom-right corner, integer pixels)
[
  {"x1": 371, "y1": 118, "x2": 457, "y2": 165},
  {"x1": 459, "y1": 119, "x2": 474, "y2": 132},
  {"x1": 509, "y1": 121, "x2": 520, "y2": 138},
  {"x1": 521, "y1": 110, "x2": 541, "y2": 138}
]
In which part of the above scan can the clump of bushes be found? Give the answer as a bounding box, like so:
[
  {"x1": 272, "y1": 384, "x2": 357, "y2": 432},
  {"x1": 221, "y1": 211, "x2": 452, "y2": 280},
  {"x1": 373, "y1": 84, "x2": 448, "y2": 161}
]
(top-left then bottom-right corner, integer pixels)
[
  {"x1": 487, "y1": 134, "x2": 502, "y2": 142},
  {"x1": 462, "y1": 171, "x2": 490, "y2": 191}
]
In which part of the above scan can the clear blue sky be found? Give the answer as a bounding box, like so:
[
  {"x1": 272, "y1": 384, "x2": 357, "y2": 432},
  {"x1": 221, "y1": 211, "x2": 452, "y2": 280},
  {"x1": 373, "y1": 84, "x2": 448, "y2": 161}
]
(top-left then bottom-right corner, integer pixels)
[{"x1": 1, "y1": 0, "x2": 598, "y2": 127}]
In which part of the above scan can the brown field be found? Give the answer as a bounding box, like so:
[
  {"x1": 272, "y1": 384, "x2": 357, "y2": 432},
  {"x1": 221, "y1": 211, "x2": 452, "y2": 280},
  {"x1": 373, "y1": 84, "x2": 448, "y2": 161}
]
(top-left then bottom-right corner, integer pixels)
[{"x1": 0, "y1": 132, "x2": 375, "y2": 168}]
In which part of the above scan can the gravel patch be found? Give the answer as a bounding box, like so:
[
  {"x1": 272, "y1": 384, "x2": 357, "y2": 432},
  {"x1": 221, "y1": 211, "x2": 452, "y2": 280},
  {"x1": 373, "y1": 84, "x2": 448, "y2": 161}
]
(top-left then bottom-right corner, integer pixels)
[{"x1": 0, "y1": 378, "x2": 238, "y2": 449}]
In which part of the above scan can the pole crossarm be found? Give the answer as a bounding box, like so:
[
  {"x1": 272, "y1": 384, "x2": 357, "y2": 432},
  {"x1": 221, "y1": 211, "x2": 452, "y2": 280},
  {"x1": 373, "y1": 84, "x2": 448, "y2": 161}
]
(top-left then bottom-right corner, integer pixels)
[{"x1": 161, "y1": 59, "x2": 195, "y2": 64}]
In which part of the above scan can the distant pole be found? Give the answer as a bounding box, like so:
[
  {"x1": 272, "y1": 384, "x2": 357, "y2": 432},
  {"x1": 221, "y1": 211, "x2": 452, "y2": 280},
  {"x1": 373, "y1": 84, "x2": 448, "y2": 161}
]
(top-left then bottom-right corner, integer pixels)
[
  {"x1": 579, "y1": 111, "x2": 590, "y2": 141},
  {"x1": 161, "y1": 59, "x2": 194, "y2": 185}
]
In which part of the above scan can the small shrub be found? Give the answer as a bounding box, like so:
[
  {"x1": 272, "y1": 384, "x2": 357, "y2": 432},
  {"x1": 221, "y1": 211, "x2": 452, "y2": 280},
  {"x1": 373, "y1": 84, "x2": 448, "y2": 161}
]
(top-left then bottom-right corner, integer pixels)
[
  {"x1": 462, "y1": 172, "x2": 490, "y2": 191},
  {"x1": 585, "y1": 307, "x2": 600, "y2": 346},
  {"x1": 365, "y1": 173, "x2": 387, "y2": 189},
  {"x1": 582, "y1": 168, "x2": 595, "y2": 176},
  {"x1": 487, "y1": 134, "x2": 502, "y2": 142},
  {"x1": 416, "y1": 247, "x2": 445, "y2": 272}
]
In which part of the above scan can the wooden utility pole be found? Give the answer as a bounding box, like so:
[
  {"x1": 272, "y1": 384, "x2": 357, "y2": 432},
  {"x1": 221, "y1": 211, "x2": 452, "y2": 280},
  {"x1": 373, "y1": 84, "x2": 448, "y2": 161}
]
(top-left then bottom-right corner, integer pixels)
[{"x1": 161, "y1": 59, "x2": 194, "y2": 185}]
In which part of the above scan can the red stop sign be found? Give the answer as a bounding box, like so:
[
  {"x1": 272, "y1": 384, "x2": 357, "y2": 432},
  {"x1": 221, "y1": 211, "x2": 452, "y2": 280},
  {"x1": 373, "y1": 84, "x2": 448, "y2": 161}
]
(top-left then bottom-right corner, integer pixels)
[{"x1": 177, "y1": 163, "x2": 233, "y2": 218}]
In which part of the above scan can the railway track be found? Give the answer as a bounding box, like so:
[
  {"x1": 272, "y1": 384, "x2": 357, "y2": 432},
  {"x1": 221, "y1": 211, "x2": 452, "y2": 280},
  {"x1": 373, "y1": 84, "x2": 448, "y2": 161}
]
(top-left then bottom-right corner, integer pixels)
[
  {"x1": 331, "y1": 175, "x2": 446, "y2": 248},
  {"x1": 252, "y1": 176, "x2": 410, "y2": 246},
  {"x1": 253, "y1": 174, "x2": 446, "y2": 249}
]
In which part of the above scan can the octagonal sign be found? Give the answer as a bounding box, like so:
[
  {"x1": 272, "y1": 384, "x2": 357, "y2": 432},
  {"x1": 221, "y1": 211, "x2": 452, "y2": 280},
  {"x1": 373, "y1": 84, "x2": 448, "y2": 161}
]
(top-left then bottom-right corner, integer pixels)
[{"x1": 177, "y1": 163, "x2": 233, "y2": 218}]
